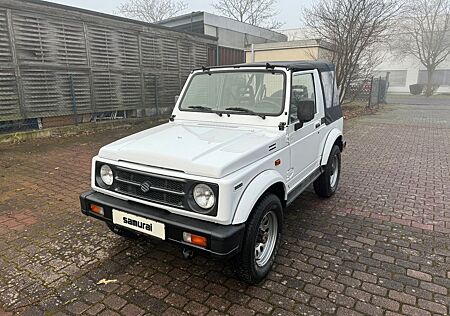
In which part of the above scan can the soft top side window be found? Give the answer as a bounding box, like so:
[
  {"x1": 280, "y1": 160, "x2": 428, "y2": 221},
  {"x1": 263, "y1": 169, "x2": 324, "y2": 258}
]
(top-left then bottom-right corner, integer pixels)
[
  {"x1": 321, "y1": 71, "x2": 339, "y2": 109},
  {"x1": 290, "y1": 73, "x2": 316, "y2": 124}
]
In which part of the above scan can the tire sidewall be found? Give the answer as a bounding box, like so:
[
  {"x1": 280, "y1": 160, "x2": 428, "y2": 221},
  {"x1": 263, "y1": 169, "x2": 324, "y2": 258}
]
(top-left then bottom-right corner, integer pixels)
[
  {"x1": 327, "y1": 145, "x2": 341, "y2": 194},
  {"x1": 242, "y1": 194, "x2": 283, "y2": 282}
]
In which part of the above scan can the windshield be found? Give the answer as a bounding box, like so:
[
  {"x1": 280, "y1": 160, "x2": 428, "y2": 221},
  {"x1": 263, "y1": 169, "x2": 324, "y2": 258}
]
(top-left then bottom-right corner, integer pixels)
[{"x1": 179, "y1": 71, "x2": 285, "y2": 116}]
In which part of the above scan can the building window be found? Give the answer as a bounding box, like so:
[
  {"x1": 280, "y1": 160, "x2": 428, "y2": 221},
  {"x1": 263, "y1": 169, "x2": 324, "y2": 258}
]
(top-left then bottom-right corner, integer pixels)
[
  {"x1": 418, "y1": 69, "x2": 450, "y2": 86},
  {"x1": 374, "y1": 70, "x2": 407, "y2": 87}
]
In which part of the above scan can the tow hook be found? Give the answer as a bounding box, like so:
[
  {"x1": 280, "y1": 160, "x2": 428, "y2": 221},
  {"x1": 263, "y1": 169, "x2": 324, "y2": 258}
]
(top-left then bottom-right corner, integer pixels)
[{"x1": 182, "y1": 247, "x2": 195, "y2": 259}]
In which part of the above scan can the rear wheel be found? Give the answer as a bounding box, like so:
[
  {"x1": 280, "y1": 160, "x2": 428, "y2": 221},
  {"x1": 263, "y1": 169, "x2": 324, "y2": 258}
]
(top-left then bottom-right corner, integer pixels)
[
  {"x1": 235, "y1": 193, "x2": 283, "y2": 284},
  {"x1": 314, "y1": 145, "x2": 341, "y2": 198}
]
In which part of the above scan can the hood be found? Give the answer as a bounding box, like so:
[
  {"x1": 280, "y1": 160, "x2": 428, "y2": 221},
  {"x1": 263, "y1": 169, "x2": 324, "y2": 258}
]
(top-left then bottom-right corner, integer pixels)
[{"x1": 98, "y1": 122, "x2": 283, "y2": 178}]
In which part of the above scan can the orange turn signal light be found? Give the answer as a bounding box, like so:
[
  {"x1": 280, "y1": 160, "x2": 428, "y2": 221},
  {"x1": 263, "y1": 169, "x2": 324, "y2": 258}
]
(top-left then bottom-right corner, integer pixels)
[
  {"x1": 275, "y1": 159, "x2": 281, "y2": 166},
  {"x1": 183, "y1": 232, "x2": 207, "y2": 248},
  {"x1": 90, "y1": 204, "x2": 104, "y2": 215}
]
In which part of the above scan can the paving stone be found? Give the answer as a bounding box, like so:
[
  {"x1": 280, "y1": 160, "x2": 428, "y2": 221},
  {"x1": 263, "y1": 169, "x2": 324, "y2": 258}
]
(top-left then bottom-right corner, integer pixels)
[
  {"x1": 407, "y1": 269, "x2": 432, "y2": 282},
  {"x1": 401, "y1": 305, "x2": 431, "y2": 316},
  {"x1": 371, "y1": 295, "x2": 400, "y2": 312},
  {"x1": 204, "y1": 295, "x2": 231, "y2": 312},
  {"x1": 227, "y1": 304, "x2": 255, "y2": 316},
  {"x1": 309, "y1": 297, "x2": 337, "y2": 314},
  {"x1": 354, "y1": 301, "x2": 383, "y2": 316},
  {"x1": 361, "y1": 282, "x2": 387, "y2": 296},
  {"x1": 120, "y1": 303, "x2": 145, "y2": 316},
  {"x1": 419, "y1": 281, "x2": 447, "y2": 295},
  {"x1": 85, "y1": 303, "x2": 106, "y2": 315},
  {"x1": 336, "y1": 307, "x2": 363, "y2": 316},
  {"x1": 247, "y1": 298, "x2": 273, "y2": 314},
  {"x1": 183, "y1": 301, "x2": 209, "y2": 316},
  {"x1": 345, "y1": 287, "x2": 371, "y2": 302},
  {"x1": 388, "y1": 290, "x2": 416, "y2": 305},
  {"x1": 65, "y1": 301, "x2": 89, "y2": 315},
  {"x1": 103, "y1": 294, "x2": 127, "y2": 310},
  {"x1": 417, "y1": 298, "x2": 448, "y2": 315},
  {"x1": 164, "y1": 293, "x2": 189, "y2": 309}
]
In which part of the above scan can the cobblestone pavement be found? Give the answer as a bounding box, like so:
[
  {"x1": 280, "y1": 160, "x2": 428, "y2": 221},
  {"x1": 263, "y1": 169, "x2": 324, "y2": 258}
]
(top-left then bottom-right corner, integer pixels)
[{"x1": 1, "y1": 104, "x2": 450, "y2": 315}]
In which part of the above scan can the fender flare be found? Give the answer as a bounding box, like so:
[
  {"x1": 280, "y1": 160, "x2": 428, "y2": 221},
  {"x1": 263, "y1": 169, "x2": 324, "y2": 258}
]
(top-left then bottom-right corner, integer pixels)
[
  {"x1": 320, "y1": 128, "x2": 343, "y2": 165},
  {"x1": 232, "y1": 170, "x2": 286, "y2": 225}
]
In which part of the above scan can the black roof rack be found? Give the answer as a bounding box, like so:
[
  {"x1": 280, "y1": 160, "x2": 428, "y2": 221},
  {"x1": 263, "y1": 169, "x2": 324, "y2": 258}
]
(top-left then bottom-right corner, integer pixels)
[{"x1": 195, "y1": 60, "x2": 334, "y2": 72}]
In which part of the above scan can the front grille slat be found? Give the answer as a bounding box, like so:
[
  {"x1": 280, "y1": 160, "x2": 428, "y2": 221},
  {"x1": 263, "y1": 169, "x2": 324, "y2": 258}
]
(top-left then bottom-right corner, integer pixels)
[
  {"x1": 115, "y1": 176, "x2": 185, "y2": 196},
  {"x1": 111, "y1": 167, "x2": 186, "y2": 208}
]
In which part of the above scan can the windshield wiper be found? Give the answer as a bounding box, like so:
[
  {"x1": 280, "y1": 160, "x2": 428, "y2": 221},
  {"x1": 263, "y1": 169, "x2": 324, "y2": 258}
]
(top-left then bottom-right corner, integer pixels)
[
  {"x1": 187, "y1": 105, "x2": 223, "y2": 117},
  {"x1": 225, "y1": 107, "x2": 266, "y2": 119}
]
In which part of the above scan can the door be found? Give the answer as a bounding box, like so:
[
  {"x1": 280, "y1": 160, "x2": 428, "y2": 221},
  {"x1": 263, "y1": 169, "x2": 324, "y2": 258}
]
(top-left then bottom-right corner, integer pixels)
[{"x1": 287, "y1": 70, "x2": 324, "y2": 188}]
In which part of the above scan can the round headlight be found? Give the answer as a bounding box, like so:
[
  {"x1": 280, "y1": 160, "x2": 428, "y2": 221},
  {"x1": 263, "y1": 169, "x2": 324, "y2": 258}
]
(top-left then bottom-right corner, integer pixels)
[
  {"x1": 193, "y1": 184, "x2": 215, "y2": 209},
  {"x1": 100, "y1": 164, "x2": 114, "y2": 186}
]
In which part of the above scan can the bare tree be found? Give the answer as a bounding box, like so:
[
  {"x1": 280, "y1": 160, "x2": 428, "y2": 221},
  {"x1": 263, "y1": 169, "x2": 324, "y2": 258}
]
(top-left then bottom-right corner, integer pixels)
[
  {"x1": 303, "y1": 0, "x2": 402, "y2": 103},
  {"x1": 212, "y1": 0, "x2": 282, "y2": 30},
  {"x1": 116, "y1": 0, "x2": 187, "y2": 23},
  {"x1": 397, "y1": 0, "x2": 450, "y2": 96}
]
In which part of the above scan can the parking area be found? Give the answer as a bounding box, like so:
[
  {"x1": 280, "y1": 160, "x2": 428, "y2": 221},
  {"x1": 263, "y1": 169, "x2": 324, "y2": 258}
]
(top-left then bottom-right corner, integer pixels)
[{"x1": 1, "y1": 103, "x2": 450, "y2": 316}]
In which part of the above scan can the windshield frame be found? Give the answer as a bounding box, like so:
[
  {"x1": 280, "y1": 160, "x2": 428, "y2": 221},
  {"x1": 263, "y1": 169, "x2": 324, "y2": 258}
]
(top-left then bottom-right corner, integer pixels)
[{"x1": 178, "y1": 69, "x2": 287, "y2": 118}]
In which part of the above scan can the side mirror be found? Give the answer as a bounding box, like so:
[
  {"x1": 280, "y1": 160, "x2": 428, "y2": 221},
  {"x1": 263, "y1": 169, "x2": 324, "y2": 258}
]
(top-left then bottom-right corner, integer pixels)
[{"x1": 297, "y1": 100, "x2": 315, "y2": 123}]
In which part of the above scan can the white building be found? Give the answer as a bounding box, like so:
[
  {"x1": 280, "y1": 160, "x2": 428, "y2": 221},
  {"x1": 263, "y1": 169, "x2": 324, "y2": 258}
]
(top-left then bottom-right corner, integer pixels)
[
  {"x1": 374, "y1": 52, "x2": 450, "y2": 95},
  {"x1": 281, "y1": 28, "x2": 450, "y2": 95}
]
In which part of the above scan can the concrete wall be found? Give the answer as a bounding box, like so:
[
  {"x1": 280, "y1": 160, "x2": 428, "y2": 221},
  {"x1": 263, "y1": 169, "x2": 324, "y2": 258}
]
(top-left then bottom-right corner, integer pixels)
[
  {"x1": 214, "y1": 27, "x2": 285, "y2": 50},
  {"x1": 244, "y1": 40, "x2": 334, "y2": 63},
  {"x1": 159, "y1": 12, "x2": 287, "y2": 51},
  {"x1": 202, "y1": 13, "x2": 287, "y2": 45},
  {"x1": 246, "y1": 47, "x2": 320, "y2": 62}
]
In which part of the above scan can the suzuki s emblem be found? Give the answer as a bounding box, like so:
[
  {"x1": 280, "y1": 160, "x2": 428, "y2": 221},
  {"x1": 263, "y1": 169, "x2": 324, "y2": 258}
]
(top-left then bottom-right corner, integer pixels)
[{"x1": 140, "y1": 181, "x2": 152, "y2": 193}]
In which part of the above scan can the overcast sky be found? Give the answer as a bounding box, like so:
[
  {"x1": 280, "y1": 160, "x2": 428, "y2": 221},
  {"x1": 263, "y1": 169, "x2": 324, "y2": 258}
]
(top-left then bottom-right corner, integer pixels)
[{"x1": 46, "y1": 0, "x2": 312, "y2": 29}]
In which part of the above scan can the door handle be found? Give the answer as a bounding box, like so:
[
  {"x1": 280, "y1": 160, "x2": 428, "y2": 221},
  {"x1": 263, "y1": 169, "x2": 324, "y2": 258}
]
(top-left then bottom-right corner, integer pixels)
[{"x1": 315, "y1": 122, "x2": 321, "y2": 129}]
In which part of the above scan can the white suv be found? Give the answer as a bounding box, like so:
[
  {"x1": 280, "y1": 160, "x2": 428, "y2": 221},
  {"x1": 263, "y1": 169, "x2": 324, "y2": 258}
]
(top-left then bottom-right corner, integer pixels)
[{"x1": 80, "y1": 61, "x2": 345, "y2": 284}]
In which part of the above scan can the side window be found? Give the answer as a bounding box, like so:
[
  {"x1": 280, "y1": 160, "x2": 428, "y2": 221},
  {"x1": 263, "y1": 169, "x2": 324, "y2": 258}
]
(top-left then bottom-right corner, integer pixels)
[
  {"x1": 290, "y1": 73, "x2": 316, "y2": 123},
  {"x1": 321, "y1": 71, "x2": 339, "y2": 109}
]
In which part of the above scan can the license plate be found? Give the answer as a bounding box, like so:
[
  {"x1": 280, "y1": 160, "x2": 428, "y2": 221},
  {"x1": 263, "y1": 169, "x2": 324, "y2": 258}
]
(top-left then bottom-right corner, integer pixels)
[{"x1": 112, "y1": 209, "x2": 165, "y2": 240}]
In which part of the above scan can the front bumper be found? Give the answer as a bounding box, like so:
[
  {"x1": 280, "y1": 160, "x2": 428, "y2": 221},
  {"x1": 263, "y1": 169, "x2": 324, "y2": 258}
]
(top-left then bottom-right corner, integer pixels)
[{"x1": 80, "y1": 191, "x2": 245, "y2": 258}]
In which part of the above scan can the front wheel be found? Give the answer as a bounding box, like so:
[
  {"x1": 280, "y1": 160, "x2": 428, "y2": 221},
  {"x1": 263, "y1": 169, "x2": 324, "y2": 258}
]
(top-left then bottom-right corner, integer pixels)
[
  {"x1": 314, "y1": 145, "x2": 341, "y2": 197},
  {"x1": 235, "y1": 193, "x2": 283, "y2": 284}
]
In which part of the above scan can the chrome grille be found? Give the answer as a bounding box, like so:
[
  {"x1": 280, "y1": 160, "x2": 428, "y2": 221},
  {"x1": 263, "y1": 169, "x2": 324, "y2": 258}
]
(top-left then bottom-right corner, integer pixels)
[{"x1": 113, "y1": 166, "x2": 186, "y2": 208}]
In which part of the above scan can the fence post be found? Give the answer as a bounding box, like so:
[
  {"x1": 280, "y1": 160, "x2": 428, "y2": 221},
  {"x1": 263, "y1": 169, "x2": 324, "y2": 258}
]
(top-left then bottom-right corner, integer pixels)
[
  {"x1": 154, "y1": 76, "x2": 159, "y2": 115},
  {"x1": 368, "y1": 76, "x2": 374, "y2": 108},
  {"x1": 377, "y1": 76, "x2": 382, "y2": 106},
  {"x1": 69, "y1": 75, "x2": 78, "y2": 125},
  {"x1": 82, "y1": 22, "x2": 96, "y2": 115}
]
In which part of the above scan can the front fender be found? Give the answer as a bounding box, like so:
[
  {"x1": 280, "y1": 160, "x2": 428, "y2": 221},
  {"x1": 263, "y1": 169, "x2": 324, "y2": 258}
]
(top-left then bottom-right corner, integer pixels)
[
  {"x1": 232, "y1": 170, "x2": 286, "y2": 225},
  {"x1": 320, "y1": 128, "x2": 343, "y2": 165}
]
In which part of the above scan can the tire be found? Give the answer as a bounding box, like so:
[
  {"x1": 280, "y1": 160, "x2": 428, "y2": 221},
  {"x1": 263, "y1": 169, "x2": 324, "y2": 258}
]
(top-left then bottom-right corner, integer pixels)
[
  {"x1": 235, "y1": 193, "x2": 283, "y2": 284},
  {"x1": 106, "y1": 222, "x2": 139, "y2": 239},
  {"x1": 314, "y1": 145, "x2": 341, "y2": 198}
]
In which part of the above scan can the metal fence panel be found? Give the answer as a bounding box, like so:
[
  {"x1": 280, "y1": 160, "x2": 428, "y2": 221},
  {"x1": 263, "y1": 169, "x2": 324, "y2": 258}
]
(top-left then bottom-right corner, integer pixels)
[
  {"x1": 0, "y1": 69, "x2": 19, "y2": 119},
  {"x1": 0, "y1": 9, "x2": 12, "y2": 63},
  {"x1": 0, "y1": 0, "x2": 217, "y2": 125}
]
